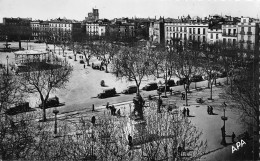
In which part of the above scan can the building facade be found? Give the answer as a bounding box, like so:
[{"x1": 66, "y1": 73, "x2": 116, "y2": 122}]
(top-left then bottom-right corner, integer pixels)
[{"x1": 238, "y1": 17, "x2": 259, "y2": 51}]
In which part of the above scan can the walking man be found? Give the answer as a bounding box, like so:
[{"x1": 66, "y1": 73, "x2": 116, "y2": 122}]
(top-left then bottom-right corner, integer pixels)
[
  {"x1": 187, "y1": 108, "x2": 190, "y2": 117},
  {"x1": 232, "y1": 132, "x2": 236, "y2": 143},
  {"x1": 207, "y1": 106, "x2": 210, "y2": 114},
  {"x1": 84, "y1": 64, "x2": 85, "y2": 69},
  {"x1": 183, "y1": 107, "x2": 186, "y2": 117},
  {"x1": 210, "y1": 106, "x2": 213, "y2": 115},
  {"x1": 91, "y1": 116, "x2": 96, "y2": 125}
]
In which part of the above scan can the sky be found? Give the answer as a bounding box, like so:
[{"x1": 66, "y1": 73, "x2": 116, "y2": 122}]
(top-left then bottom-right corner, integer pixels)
[{"x1": 0, "y1": 0, "x2": 260, "y2": 22}]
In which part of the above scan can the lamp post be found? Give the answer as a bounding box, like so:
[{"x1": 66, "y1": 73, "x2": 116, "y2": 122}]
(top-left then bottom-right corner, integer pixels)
[
  {"x1": 6, "y1": 55, "x2": 9, "y2": 75},
  {"x1": 221, "y1": 102, "x2": 228, "y2": 145},
  {"x1": 53, "y1": 109, "x2": 59, "y2": 134}
]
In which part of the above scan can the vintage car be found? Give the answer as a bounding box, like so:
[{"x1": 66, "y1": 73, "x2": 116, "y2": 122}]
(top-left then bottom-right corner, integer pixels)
[
  {"x1": 176, "y1": 78, "x2": 189, "y2": 85},
  {"x1": 157, "y1": 84, "x2": 170, "y2": 92},
  {"x1": 122, "y1": 85, "x2": 138, "y2": 94},
  {"x1": 97, "y1": 88, "x2": 117, "y2": 99},
  {"x1": 190, "y1": 75, "x2": 203, "y2": 82},
  {"x1": 6, "y1": 102, "x2": 30, "y2": 115},
  {"x1": 142, "y1": 82, "x2": 158, "y2": 91},
  {"x1": 40, "y1": 96, "x2": 59, "y2": 109}
]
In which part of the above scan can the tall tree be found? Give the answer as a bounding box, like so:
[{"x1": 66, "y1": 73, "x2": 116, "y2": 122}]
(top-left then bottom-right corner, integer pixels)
[
  {"x1": 19, "y1": 57, "x2": 73, "y2": 121},
  {"x1": 111, "y1": 44, "x2": 151, "y2": 95}
]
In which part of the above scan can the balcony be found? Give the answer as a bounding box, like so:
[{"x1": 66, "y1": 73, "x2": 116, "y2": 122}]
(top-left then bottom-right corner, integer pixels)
[
  {"x1": 240, "y1": 31, "x2": 245, "y2": 35},
  {"x1": 222, "y1": 33, "x2": 238, "y2": 37},
  {"x1": 247, "y1": 40, "x2": 252, "y2": 44},
  {"x1": 247, "y1": 31, "x2": 252, "y2": 35}
]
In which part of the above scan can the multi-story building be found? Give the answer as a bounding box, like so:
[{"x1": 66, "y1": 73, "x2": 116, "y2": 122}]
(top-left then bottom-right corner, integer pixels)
[
  {"x1": 86, "y1": 22, "x2": 99, "y2": 36},
  {"x1": 238, "y1": 17, "x2": 259, "y2": 51},
  {"x1": 38, "y1": 21, "x2": 49, "y2": 42},
  {"x1": 30, "y1": 20, "x2": 42, "y2": 40},
  {"x1": 2, "y1": 17, "x2": 32, "y2": 40},
  {"x1": 48, "y1": 18, "x2": 81, "y2": 42},
  {"x1": 222, "y1": 23, "x2": 238, "y2": 46},
  {"x1": 149, "y1": 17, "x2": 165, "y2": 44},
  {"x1": 165, "y1": 19, "x2": 208, "y2": 45}
]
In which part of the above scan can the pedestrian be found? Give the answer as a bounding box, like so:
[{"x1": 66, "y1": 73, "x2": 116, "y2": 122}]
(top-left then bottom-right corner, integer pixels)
[
  {"x1": 210, "y1": 106, "x2": 213, "y2": 115},
  {"x1": 178, "y1": 145, "x2": 182, "y2": 156},
  {"x1": 232, "y1": 132, "x2": 236, "y2": 143},
  {"x1": 207, "y1": 105, "x2": 210, "y2": 114},
  {"x1": 84, "y1": 64, "x2": 85, "y2": 69},
  {"x1": 106, "y1": 102, "x2": 109, "y2": 109},
  {"x1": 92, "y1": 104, "x2": 95, "y2": 111},
  {"x1": 91, "y1": 116, "x2": 96, "y2": 125},
  {"x1": 117, "y1": 109, "x2": 121, "y2": 116},
  {"x1": 128, "y1": 134, "x2": 133, "y2": 147},
  {"x1": 186, "y1": 108, "x2": 190, "y2": 117},
  {"x1": 170, "y1": 89, "x2": 173, "y2": 95},
  {"x1": 183, "y1": 107, "x2": 186, "y2": 117}
]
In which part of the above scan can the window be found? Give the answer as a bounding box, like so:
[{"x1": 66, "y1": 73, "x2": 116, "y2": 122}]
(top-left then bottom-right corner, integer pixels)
[
  {"x1": 248, "y1": 27, "x2": 251, "y2": 32},
  {"x1": 203, "y1": 28, "x2": 205, "y2": 34},
  {"x1": 228, "y1": 39, "x2": 231, "y2": 44},
  {"x1": 180, "y1": 34, "x2": 182, "y2": 39},
  {"x1": 211, "y1": 33, "x2": 213, "y2": 39},
  {"x1": 173, "y1": 33, "x2": 175, "y2": 38},
  {"x1": 193, "y1": 35, "x2": 195, "y2": 40},
  {"x1": 216, "y1": 34, "x2": 219, "y2": 39},
  {"x1": 180, "y1": 27, "x2": 182, "y2": 32},
  {"x1": 241, "y1": 27, "x2": 244, "y2": 31},
  {"x1": 223, "y1": 38, "x2": 226, "y2": 44},
  {"x1": 184, "y1": 34, "x2": 187, "y2": 40},
  {"x1": 223, "y1": 29, "x2": 226, "y2": 34},
  {"x1": 193, "y1": 28, "x2": 195, "y2": 34},
  {"x1": 233, "y1": 29, "x2": 236, "y2": 35},
  {"x1": 241, "y1": 35, "x2": 244, "y2": 40},
  {"x1": 203, "y1": 36, "x2": 206, "y2": 42},
  {"x1": 228, "y1": 29, "x2": 231, "y2": 35},
  {"x1": 248, "y1": 35, "x2": 251, "y2": 41},
  {"x1": 166, "y1": 27, "x2": 168, "y2": 31},
  {"x1": 189, "y1": 28, "x2": 191, "y2": 33},
  {"x1": 198, "y1": 28, "x2": 200, "y2": 34},
  {"x1": 189, "y1": 35, "x2": 192, "y2": 40},
  {"x1": 233, "y1": 39, "x2": 236, "y2": 45},
  {"x1": 198, "y1": 36, "x2": 200, "y2": 41}
]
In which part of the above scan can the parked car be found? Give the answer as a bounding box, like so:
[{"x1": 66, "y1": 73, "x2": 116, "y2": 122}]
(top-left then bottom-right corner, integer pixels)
[
  {"x1": 165, "y1": 79, "x2": 175, "y2": 87},
  {"x1": 80, "y1": 60, "x2": 85, "y2": 64},
  {"x1": 122, "y1": 85, "x2": 138, "y2": 94},
  {"x1": 6, "y1": 102, "x2": 30, "y2": 115},
  {"x1": 40, "y1": 96, "x2": 59, "y2": 109},
  {"x1": 97, "y1": 88, "x2": 117, "y2": 99},
  {"x1": 157, "y1": 84, "x2": 170, "y2": 92},
  {"x1": 142, "y1": 82, "x2": 158, "y2": 91},
  {"x1": 218, "y1": 71, "x2": 227, "y2": 78},
  {"x1": 190, "y1": 75, "x2": 203, "y2": 82},
  {"x1": 176, "y1": 78, "x2": 189, "y2": 85}
]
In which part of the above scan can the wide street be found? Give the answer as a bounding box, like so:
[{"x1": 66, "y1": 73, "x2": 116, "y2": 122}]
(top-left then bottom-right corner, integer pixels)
[{"x1": 0, "y1": 41, "x2": 254, "y2": 160}]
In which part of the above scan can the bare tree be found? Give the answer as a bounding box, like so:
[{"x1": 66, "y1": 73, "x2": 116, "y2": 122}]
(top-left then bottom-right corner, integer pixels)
[
  {"x1": 111, "y1": 44, "x2": 151, "y2": 95},
  {"x1": 171, "y1": 40, "x2": 201, "y2": 106},
  {"x1": 19, "y1": 58, "x2": 73, "y2": 122},
  {"x1": 127, "y1": 108, "x2": 207, "y2": 161}
]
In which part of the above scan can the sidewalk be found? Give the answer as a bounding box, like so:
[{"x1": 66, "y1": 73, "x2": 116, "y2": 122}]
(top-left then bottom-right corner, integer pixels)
[{"x1": 51, "y1": 79, "x2": 248, "y2": 160}]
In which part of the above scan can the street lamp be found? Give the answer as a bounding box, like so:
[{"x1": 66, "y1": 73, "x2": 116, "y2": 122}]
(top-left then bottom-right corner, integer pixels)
[
  {"x1": 6, "y1": 55, "x2": 9, "y2": 75},
  {"x1": 53, "y1": 109, "x2": 59, "y2": 135},
  {"x1": 221, "y1": 102, "x2": 228, "y2": 146}
]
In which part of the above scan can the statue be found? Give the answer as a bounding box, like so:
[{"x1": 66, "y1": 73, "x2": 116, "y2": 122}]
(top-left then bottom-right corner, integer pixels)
[{"x1": 132, "y1": 94, "x2": 145, "y2": 120}]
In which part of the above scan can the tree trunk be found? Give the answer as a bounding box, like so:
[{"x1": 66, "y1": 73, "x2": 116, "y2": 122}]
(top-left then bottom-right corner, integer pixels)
[
  {"x1": 19, "y1": 38, "x2": 21, "y2": 50},
  {"x1": 42, "y1": 101, "x2": 47, "y2": 122},
  {"x1": 185, "y1": 88, "x2": 188, "y2": 106},
  {"x1": 210, "y1": 81, "x2": 213, "y2": 100},
  {"x1": 105, "y1": 65, "x2": 108, "y2": 73}
]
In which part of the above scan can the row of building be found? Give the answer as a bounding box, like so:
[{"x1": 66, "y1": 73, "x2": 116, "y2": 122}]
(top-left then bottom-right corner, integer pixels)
[
  {"x1": 0, "y1": 8, "x2": 150, "y2": 43},
  {"x1": 150, "y1": 15, "x2": 259, "y2": 50},
  {"x1": 0, "y1": 8, "x2": 259, "y2": 51}
]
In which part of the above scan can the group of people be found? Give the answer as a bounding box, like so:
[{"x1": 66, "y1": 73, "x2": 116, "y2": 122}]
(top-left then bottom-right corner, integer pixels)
[
  {"x1": 182, "y1": 107, "x2": 190, "y2": 117},
  {"x1": 207, "y1": 105, "x2": 214, "y2": 115},
  {"x1": 106, "y1": 103, "x2": 121, "y2": 116}
]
